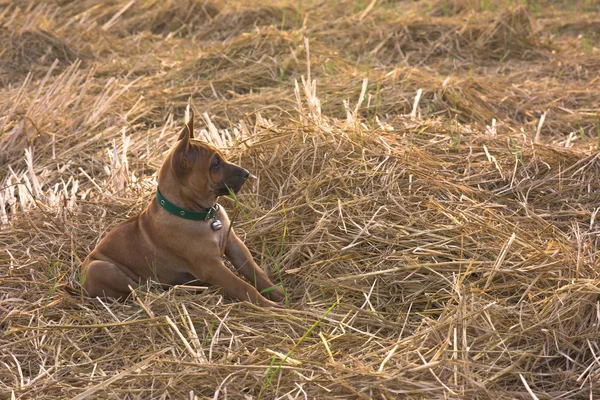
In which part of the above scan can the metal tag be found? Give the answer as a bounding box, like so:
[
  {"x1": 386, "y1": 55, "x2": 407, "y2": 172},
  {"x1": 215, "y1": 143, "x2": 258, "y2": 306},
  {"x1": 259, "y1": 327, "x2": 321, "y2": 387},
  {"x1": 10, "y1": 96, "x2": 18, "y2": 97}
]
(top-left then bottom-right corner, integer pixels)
[{"x1": 210, "y1": 219, "x2": 222, "y2": 231}]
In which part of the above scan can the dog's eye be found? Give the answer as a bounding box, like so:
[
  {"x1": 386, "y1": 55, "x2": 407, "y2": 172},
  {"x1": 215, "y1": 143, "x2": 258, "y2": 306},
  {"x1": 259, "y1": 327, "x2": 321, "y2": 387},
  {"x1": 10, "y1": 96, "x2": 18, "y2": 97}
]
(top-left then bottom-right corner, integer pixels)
[{"x1": 211, "y1": 157, "x2": 220, "y2": 169}]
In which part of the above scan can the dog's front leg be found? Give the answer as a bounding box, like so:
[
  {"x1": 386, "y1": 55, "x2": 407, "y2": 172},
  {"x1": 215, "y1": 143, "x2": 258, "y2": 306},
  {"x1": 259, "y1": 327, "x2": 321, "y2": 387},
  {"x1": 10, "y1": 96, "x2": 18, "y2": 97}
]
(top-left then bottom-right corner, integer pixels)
[
  {"x1": 197, "y1": 258, "x2": 281, "y2": 307},
  {"x1": 224, "y1": 232, "x2": 285, "y2": 303}
]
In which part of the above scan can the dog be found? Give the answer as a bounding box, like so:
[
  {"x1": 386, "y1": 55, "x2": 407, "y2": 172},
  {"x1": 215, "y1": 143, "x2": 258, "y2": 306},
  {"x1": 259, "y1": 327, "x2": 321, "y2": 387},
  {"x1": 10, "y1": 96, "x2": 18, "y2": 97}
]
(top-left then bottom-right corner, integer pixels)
[{"x1": 81, "y1": 112, "x2": 284, "y2": 307}]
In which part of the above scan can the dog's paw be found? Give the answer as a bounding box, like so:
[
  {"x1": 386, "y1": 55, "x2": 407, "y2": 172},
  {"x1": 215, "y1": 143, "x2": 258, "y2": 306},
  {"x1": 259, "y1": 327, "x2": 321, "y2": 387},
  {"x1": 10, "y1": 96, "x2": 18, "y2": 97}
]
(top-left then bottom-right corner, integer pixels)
[
  {"x1": 265, "y1": 286, "x2": 285, "y2": 303},
  {"x1": 257, "y1": 296, "x2": 284, "y2": 308}
]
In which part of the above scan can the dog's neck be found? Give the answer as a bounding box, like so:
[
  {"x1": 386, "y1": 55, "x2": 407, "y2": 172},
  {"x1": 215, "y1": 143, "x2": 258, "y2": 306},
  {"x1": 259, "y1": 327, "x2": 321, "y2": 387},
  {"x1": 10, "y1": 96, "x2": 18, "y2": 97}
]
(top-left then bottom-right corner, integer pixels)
[{"x1": 156, "y1": 163, "x2": 216, "y2": 212}]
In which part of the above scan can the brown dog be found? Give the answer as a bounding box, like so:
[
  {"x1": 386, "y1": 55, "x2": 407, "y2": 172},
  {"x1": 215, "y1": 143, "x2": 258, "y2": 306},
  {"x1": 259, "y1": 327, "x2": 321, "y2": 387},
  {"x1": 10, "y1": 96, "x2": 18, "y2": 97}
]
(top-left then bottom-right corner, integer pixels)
[{"x1": 81, "y1": 112, "x2": 284, "y2": 307}]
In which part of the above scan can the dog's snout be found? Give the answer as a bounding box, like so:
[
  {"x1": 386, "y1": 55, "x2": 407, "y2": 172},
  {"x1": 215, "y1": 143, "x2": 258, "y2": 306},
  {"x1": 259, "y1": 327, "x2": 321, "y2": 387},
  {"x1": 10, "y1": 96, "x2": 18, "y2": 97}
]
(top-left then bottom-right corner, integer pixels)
[{"x1": 242, "y1": 169, "x2": 250, "y2": 179}]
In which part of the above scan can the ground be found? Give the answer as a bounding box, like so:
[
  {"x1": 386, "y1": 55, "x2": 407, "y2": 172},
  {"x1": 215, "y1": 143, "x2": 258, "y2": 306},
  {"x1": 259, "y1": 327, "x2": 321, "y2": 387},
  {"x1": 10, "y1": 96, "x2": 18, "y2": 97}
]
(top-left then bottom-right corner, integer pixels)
[{"x1": 1, "y1": 0, "x2": 600, "y2": 399}]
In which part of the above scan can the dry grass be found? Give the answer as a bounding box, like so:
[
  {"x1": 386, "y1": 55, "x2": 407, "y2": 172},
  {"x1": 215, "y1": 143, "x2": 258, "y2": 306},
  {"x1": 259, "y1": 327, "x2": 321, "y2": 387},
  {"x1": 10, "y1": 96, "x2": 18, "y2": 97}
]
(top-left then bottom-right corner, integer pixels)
[{"x1": 1, "y1": 0, "x2": 600, "y2": 398}]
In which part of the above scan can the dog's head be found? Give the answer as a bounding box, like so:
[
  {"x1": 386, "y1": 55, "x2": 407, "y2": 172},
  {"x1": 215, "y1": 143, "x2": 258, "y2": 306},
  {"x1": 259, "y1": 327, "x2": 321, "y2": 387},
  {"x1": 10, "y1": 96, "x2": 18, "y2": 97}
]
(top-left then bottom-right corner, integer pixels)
[{"x1": 164, "y1": 112, "x2": 250, "y2": 208}]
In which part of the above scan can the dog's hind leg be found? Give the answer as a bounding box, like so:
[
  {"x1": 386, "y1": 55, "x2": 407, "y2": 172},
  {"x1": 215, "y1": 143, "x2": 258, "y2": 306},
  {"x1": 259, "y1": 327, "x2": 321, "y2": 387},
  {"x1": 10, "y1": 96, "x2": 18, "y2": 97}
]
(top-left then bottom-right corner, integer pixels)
[{"x1": 82, "y1": 260, "x2": 139, "y2": 300}]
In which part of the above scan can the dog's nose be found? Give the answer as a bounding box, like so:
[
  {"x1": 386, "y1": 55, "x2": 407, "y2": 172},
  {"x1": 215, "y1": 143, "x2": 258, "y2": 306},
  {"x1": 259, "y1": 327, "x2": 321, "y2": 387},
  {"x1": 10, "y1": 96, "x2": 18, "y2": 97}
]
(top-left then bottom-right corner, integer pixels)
[{"x1": 242, "y1": 169, "x2": 250, "y2": 179}]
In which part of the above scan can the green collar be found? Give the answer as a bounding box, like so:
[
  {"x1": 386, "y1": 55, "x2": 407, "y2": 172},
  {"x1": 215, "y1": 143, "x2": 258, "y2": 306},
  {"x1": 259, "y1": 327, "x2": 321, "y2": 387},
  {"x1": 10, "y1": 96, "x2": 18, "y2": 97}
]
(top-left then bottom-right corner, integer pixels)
[{"x1": 156, "y1": 187, "x2": 218, "y2": 221}]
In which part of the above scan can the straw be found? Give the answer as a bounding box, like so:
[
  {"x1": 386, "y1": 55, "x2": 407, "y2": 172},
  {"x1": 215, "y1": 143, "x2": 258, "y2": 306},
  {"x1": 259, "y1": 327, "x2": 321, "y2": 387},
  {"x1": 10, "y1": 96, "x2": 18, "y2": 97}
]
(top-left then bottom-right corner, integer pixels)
[{"x1": 1, "y1": 0, "x2": 600, "y2": 398}]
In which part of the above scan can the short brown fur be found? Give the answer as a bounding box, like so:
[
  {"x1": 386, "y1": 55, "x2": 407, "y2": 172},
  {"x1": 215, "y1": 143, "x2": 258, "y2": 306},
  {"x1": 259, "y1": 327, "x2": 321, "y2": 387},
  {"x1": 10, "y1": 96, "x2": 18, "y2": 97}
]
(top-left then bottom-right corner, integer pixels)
[{"x1": 81, "y1": 112, "x2": 284, "y2": 307}]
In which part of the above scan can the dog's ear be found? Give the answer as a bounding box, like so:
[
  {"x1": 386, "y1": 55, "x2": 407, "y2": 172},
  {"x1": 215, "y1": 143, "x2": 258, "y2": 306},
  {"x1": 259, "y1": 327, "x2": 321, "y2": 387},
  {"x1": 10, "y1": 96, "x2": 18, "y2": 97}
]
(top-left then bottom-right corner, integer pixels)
[
  {"x1": 177, "y1": 109, "x2": 194, "y2": 141},
  {"x1": 173, "y1": 112, "x2": 195, "y2": 175}
]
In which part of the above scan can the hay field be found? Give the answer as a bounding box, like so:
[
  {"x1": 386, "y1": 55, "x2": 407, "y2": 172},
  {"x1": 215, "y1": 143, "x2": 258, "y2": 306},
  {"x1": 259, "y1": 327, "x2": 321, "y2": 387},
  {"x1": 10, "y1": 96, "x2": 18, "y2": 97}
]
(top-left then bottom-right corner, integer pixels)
[{"x1": 1, "y1": 0, "x2": 600, "y2": 398}]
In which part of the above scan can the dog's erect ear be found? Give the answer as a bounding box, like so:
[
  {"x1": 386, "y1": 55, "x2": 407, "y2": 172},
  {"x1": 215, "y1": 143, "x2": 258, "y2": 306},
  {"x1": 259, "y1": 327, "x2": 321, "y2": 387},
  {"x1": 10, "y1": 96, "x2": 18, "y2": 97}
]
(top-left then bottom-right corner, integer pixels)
[
  {"x1": 177, "y1": 109, "x2": 194, "y2": 141},
  {"x1": 173, "y1": 110, "x2": 195, "y2": 175}
]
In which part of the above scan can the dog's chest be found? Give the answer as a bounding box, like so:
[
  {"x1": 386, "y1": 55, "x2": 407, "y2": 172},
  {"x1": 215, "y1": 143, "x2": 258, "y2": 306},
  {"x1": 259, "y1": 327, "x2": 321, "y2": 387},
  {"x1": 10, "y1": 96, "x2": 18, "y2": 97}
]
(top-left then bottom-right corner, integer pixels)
[{"x1": 181, "y1": 214, "x2": 230, "y2": 248}]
